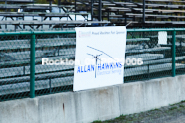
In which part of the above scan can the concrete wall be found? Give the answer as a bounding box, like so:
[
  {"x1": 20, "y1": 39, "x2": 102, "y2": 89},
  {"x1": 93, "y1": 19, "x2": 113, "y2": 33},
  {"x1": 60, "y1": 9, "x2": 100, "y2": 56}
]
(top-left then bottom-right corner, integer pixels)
[{"x1": 1, "y1": 75, "x2": 185, "y2": 123}]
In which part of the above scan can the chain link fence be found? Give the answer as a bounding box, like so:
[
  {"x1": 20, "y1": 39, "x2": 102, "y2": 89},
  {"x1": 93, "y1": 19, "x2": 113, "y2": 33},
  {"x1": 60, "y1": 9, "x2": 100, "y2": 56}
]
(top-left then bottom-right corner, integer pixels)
[
  {"x1": 125, "y1": 30, "x2": 174, "y2": 82},
  {"x1": 34, "y1": 32, "x2": 75, "y2": 96},
  {"x1": 0, "y1": 28, "x2": 184, "y2": 102},
  {"x1": 0, "y1": 34, "x2": 32, "y2": 101}
]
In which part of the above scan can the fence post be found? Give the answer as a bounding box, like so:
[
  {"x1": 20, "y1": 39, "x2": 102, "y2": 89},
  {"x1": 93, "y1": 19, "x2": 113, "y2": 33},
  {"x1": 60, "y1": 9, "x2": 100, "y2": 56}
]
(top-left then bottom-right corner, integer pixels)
[
  {"x1": 172, "y1": 30, "x2": 176, "y2": 77},
  {"x1": 30, "y1": 33, "x2": 35, "y2": 98}
]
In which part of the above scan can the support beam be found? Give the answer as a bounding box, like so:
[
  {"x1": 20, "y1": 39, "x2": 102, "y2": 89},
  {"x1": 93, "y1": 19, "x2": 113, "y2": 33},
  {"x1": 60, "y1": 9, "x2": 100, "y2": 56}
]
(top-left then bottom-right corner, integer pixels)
[
  {"x1": 58, "y1": 0, "x2": 61, "y2": 13},
  {"x1": 30, "y1": 34, "x2": 35, "y2": 98},
  {"x1": 75, "y1": 0, "x2": 76, "y2": 20},
  {"x1": 91, "y1": 0, "x2": 94, "y2": 21},
  {"x1": 98, "y1": 0, "x2": 102, "y2": 21},
  {"x1": 47, "y1": 0, "x2": 52, "y2": 12},
  {"x1": 172, "y1": 30, "x2": 176, "y2": 77},
  {"x1": 143, "y1": 0, "x2": 145, "y2": 23}
]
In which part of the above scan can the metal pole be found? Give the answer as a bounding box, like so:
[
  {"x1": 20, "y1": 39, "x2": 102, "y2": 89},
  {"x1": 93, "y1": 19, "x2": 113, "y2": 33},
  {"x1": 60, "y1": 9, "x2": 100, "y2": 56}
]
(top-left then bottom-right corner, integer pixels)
[
  {"x1": 58, "y1": 0, "x2": 61, "y2": 13},
  {"x1": 30, "y1": 34, "x2": 35, "y2": 98},
  {"x1": 91, "y1": 0, "x2": 94, "y2": 21},
  {"x1": 5, "y1": 0, "x2": 7, "y2": 29},
  {"x1": 49, "y1": 79, "x2": 52, "y2": 93},
  {"x1": 49, "y1": 0, "x2": 52, "y2": 28},
  {"x1": 49, "y1": 0, "x2": 52, "y2": 13},
  {"x1": 5, "y1": 0, "x2": 7, "y2": 12},
  {"x1": 75, "y1": 0, "x2": 76, "y2": 20},
  {"x1": 172, "y1": 31, "x2": 176, "y2": 77},
  {"x1": 98, "y1": 0, "x2": 102, "y2": 21},
  {"x1": 143, "y1": 0, "x2": 145, "y2": 23},
  {"x1": 147, "y1": 64, "x2": 150, "y2": 79}
]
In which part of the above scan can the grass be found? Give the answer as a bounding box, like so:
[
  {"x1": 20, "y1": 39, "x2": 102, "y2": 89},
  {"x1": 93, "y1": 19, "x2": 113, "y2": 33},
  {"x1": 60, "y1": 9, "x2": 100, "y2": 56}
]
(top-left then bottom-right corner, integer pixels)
[
  {"x1": 181, "y1": 100, "x2": 185, "y2": 103},
  {"x1": 93, "y1": 120, "x2": 102, "y2": 123},
  {"x1": 179, "y1": 104, "x2": 185, "y2": 108},
  {"x1": 169, "y1": 106, "x2": 178, "y2": 110}
]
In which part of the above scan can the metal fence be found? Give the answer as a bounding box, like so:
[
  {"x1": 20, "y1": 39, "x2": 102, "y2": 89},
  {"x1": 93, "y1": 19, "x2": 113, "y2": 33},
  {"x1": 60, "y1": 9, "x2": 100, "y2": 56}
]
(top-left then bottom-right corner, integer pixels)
[{"x1": 0, "y1": 28, "x2": 184, "y2": 102}]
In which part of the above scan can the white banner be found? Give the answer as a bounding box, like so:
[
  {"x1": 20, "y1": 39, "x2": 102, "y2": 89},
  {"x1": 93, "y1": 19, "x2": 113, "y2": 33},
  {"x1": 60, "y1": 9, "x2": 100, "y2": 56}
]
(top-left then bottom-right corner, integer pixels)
[{"x1": 73, "y1": 26, "x2": 127, "y2": 91}]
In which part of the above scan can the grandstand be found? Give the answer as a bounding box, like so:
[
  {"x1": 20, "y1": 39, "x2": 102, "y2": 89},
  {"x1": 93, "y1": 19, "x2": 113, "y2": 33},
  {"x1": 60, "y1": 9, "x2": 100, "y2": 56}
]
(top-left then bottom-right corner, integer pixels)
[
  {"x1": 1, "y1": 29, "x2": 185, "y2": 101},
  {"x1": 1, "y1": 0, "x2": 185, "y2": 101},
  {"x1": 0, "y1": 0, "x2": 109, "y2": 30},
  {"x1": 59, "y1": 0, "x2": 185, "y2": 28},
  {"x1": 0, "y1": 0, "x2": 185, "y2": 29}
]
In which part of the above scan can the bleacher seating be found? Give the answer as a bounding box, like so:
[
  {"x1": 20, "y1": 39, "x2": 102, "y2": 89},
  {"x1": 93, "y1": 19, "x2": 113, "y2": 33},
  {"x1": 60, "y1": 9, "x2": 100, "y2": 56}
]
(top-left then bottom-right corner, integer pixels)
[
  {"x1": 2, "y1": 0, "x2": 185, "y2": 28},
  {"x1": 0, "y1": 0, "x2": 110, "y2": 30},
  {"x1": 1, "y1": 32, "x2": 185, "y2": 96},
  {"x1": 58, "y1": 0, "x2": 185, "y2": 28},
  {"x1": 1, "y1": 0, "x2": 185, "y2": 99},
  {"x1": 1, "y1": 0, "x2": 185, "y2": 28},
  {"x1": 0, "y1": 0, "x2": 33, "y2": 3}
]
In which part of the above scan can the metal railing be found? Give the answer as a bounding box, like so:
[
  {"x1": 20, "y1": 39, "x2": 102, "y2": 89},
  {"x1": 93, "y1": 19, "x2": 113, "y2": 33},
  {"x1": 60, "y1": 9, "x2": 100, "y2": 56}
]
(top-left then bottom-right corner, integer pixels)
[
  {"x1": 0, "y1": 28, "x2": 184, "y2": 101},
  {"x1": 127, "y1": 28, "x2": 177, "y2": 77}
]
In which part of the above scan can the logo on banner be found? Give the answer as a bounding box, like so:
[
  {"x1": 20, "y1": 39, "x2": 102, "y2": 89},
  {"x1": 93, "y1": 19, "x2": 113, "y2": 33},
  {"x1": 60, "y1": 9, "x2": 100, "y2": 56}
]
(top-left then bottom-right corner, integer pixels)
[
  {"x1": 78, "y1": 31, "x2": 91, "y2": 38},
  {"x1": 76, "y1": 46, "x2": 123, "y2": 78}
]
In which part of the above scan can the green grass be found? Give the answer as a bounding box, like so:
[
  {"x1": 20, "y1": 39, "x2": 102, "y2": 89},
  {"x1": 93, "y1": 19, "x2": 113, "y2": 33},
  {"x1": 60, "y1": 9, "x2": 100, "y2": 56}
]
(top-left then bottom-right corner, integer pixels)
[
  {"x1": 169, "y1": 106, "x2": 178, "y2": 110},
  {"x1": 179, "y1": 104, "x2": 185, "y2": 108},
  {"x1": 181, "y1": 100, "x2": 185, "y2": 103},
  {"x1": 92, "y1": 120, "x2": 102, "y2": 123}
]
